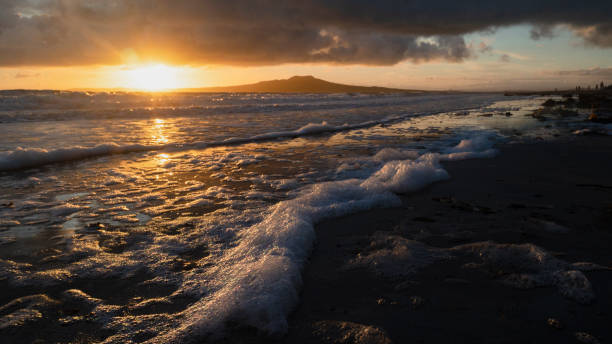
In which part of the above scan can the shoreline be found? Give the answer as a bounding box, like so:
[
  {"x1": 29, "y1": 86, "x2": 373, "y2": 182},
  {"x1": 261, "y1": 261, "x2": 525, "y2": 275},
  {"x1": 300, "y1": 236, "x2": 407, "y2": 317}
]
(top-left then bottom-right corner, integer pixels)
[
  {"x1": 279, "y1": 135, "x2": 612, "y2": 343},
  {"x1": 2, "y1": 116, "x2": 611, "y2": 343}
]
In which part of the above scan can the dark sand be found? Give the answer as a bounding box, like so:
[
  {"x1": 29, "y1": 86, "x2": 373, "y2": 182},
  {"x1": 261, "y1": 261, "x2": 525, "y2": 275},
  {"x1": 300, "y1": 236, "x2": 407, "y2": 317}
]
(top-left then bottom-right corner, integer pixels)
[{"x1": 279, "y1": 135, "x2": 612, "y2": 344}]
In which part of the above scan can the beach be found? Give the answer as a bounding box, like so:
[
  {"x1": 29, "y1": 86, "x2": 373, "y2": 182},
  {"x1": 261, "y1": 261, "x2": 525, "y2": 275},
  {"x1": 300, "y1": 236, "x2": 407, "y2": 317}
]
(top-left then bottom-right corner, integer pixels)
[
  {"x1": 1, "y1": 91, "x2": 611, "y2": 343},
  {"x1": 3, "y1": 1, "x2": 612, "y2": 343},
  {"x1": 282, "y1": 135, "x2": 612, "y2": 344}
]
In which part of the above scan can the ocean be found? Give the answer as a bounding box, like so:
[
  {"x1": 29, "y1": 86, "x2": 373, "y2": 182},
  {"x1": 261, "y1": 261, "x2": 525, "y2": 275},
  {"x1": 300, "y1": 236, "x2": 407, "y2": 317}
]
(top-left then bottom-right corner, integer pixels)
[{"x1": 0, "y1": 91, "x2": 599, "y2": 343}]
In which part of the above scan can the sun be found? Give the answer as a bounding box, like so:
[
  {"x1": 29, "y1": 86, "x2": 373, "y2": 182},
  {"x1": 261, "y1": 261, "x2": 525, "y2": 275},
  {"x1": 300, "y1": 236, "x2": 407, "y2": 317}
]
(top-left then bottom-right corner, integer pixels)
[{"x1": 122, "y1": 64, "x2": 183, "y2": 91}]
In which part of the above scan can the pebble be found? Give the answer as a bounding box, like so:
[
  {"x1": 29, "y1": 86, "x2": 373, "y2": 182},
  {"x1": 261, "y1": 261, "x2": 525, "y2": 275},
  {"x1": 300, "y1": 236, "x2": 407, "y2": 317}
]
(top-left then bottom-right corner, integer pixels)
[{"x1": 546, "y1": 318, "x2": 563, "y2": 329}]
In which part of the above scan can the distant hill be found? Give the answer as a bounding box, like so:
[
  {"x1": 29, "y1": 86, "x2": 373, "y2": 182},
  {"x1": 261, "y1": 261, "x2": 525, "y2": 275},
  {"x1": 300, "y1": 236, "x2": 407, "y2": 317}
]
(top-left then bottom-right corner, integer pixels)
[{"x1": 182, "y1": 75, "x2": 423, "y2": 94}]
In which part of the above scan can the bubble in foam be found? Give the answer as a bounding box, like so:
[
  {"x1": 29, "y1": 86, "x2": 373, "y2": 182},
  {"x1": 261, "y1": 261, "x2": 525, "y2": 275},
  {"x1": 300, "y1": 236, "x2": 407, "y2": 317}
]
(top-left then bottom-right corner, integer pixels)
[{"x1": 361, "y1": 153, "x2": 449, "y2": 193}]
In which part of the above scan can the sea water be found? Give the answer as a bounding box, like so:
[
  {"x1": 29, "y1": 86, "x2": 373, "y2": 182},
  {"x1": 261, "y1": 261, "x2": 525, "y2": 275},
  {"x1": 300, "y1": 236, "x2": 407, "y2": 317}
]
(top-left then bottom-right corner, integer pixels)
[{"x1": 0, "y1": 91, "x2": 598, "y2": 342}]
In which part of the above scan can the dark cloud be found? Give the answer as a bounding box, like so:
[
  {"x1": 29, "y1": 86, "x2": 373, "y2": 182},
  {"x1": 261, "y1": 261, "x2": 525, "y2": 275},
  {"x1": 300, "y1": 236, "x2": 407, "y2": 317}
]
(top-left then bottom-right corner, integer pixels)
[
  {"x1": 308, "y1": 31, "x2": 472, "y2": 64},
  {"x1": 573, "y1": 24, "x2": 612, "y2": 47},
  {"x1": 530, "y1": 25, "x2": 557, "y2": 40},
  {"x1": 0, "y1": 0, "x2": 610, "y2": 66},
  {"x1": 0, "y1": 0, "x2": 19, "y2": 34}
]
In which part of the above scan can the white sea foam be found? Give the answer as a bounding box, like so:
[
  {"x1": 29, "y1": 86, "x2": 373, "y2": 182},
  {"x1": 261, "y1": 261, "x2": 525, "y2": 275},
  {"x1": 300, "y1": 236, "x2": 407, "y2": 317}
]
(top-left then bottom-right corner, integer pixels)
[
  {"x1": 0, "y1": 138, "x2": 463, "y2": 341},
  {"x1": 0, "y1": 133, "x2": 500, "y2": 342},
  {"x1": 272, "y1": 178, "x2": 299, "y2": 190},
  {"x1": 440, "y1": 134, "x2": 498, "y2": 161},
  {"x1": 0, "y1": 144, "x2": 157, "y2": 171},
  {"x1": 244, "y1": 115, "x2": 417, "y2": 143},
  {"x1": 0, "y1": 92, "x2": 514, "y2": 173},
  {"x1": 349, "y1": 233, "x2": 449, "y2": 277},
  {"x1": 361, "y1": 154, "x2": 449, "y2": 193},
  {"x1": 453, "y1": 242, "x2": 602, "y2": 304},
  {"x1": 350, "y1": 236, "x2": 605, "y2": 304},
  {"x1": 371, "y1": 148, "x2": 420, "y2": 162},
  {"x1": 50, "y1": 203, "x2": 88, "y2": 217},
  {"x1": 336, "y1": 148, "x2": 420, "y2": 177},
  {"x1": 250, "y1": 121, "x2": 350, "y2": 140},
  {"x1": 143, "y1": 135, "x2": 499, "y2": 342},
  {"x1": 0, "y1": 107, "x2": 502, "y2": 174}
]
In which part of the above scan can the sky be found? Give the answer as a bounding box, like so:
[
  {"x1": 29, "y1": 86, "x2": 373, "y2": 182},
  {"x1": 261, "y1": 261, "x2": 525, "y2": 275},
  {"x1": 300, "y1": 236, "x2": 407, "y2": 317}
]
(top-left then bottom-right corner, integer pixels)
[{"x1": 0, "y1": 1, "x2": 611, "y2": 91}]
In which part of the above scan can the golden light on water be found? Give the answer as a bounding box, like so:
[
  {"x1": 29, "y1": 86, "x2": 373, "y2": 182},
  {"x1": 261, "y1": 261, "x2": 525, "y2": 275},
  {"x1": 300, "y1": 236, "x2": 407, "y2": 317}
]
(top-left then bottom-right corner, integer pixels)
[
  {"x1": 156, "y1": 153, "x2": 170, "y2": 165},
  {"x1": 121, "y1": 64, "x2": 184, "y2": 91},
  {"x1": 151, "y1": 118, "x2": 169, "y2": 144}
]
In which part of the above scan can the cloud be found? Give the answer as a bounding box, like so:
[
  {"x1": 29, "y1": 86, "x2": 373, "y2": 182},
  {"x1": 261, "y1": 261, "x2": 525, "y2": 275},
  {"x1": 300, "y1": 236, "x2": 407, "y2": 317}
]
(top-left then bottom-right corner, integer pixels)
[
  {"x1": 0, "y1": 1, "x2": 610, "y2": 66},
  {"x1": 572, "y1": 24, "x2": 612, "y2": 47},
  {"x1": 14, "y1": 72, "x2": 40, "y2": 78},
  {"x1": 530, "y1": 25, "x2": 557, "y2": 40},
  {"x1": 553, "y1": 67, "x2": 612, "y2": 77},
  {"x1": 492, "y1": 50, "x2": 529, "y2": 61},
  {"x1": 0, "y1": 0, "x2": 19, "y2": 34},
  {"x1": 478, "y1": 42, "x2": 493, "y2": 54}
]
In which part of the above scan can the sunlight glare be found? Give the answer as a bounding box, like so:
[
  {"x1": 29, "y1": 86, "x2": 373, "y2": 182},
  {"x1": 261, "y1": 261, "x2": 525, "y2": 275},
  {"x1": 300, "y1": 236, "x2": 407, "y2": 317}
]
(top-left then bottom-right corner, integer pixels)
[
  {"x1": 156, "y1": 153, "x2": 170, "y2": 166},
  {"x1": 123, "y1": 64, "x2": 183, "y2": 91},
  {"x1": 151, "y1": 118, "x2": 169, "y2": 144}
]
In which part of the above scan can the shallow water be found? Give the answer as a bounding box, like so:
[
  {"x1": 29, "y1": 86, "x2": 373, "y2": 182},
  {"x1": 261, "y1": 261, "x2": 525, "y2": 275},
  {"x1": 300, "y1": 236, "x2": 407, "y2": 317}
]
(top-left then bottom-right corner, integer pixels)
[{"x1": 0, "y1": 91, "x2": 601, "y2": 343}]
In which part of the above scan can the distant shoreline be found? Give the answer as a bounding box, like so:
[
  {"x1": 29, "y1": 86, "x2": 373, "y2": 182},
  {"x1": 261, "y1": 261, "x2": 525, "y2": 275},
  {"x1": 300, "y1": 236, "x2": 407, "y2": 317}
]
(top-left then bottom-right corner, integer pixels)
[
  {"x1": 0, "y1": 75, "x2": 488, "y2": 94},
  {"x1": 3, "y1": 75, "x2": 609, "y2": 95}
]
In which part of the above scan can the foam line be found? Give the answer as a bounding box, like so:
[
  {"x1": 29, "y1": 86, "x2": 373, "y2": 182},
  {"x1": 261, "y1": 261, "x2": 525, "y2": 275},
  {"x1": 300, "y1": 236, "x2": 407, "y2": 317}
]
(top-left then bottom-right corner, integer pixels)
[
  {"x1": 0, "y1": 143, "x2": 161, "y2": 171},
  {"x1": 153, "y1": 135, "x2": 497, "y2": 341},
  {"x1": 0, "y1": 114, "x2": 419, "y2": 172}
]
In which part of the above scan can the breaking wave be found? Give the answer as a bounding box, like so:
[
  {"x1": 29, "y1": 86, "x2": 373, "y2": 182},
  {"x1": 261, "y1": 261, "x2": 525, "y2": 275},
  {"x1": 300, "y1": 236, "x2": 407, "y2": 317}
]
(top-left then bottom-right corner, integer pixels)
[{"x1": 0, "y1": 114, "x2": 417, "y2": 172}]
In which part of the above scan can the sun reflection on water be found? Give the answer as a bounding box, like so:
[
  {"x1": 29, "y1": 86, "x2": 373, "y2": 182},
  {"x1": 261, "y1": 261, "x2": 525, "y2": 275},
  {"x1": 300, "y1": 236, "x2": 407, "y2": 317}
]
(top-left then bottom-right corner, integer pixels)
[
  {"x1": 151, "y1": 118, "x2": 169, "y2": 144},
  {"x1": 156, "y1": 153, "x2": 170, "y2": 165}
]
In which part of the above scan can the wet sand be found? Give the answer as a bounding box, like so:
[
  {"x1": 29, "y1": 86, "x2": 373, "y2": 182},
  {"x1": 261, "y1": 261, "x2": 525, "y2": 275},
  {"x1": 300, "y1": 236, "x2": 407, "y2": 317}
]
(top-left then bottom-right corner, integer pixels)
[
  {"x1": 2, "y1": 135, "x2": 611, "y2": 344},
  {"x1": 281, "y1": 135, "x2": 612, "y2": 344}
]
